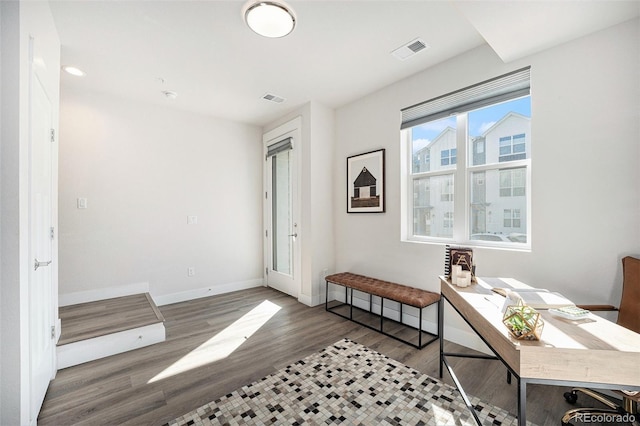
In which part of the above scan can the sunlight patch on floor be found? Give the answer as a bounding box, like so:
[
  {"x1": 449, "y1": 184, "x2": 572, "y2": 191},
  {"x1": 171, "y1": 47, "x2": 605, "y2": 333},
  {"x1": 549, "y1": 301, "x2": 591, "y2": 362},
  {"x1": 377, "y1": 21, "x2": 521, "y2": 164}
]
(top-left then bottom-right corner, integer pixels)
[
  {"x1": 431, "y1": 404, "x2": 455, "y2": 422},
  {"x1": 149, "y1": 299, "x2": 281, "y2": 383}
]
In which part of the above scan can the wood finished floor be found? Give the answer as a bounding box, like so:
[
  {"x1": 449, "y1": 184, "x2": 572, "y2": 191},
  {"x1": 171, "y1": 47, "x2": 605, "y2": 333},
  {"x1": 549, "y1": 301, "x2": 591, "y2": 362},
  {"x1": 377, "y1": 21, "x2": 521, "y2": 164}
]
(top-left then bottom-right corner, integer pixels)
[{"x1": 40, "y1": 286, "x2": 582, "y2": 425}]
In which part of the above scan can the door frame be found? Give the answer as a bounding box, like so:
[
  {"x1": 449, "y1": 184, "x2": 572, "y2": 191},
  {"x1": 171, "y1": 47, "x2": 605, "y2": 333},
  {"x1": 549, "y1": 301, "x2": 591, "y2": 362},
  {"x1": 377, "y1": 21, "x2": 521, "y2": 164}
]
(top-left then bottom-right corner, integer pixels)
[{"x1": 263, "y1": 117, "x2": 302, "y2": 299}]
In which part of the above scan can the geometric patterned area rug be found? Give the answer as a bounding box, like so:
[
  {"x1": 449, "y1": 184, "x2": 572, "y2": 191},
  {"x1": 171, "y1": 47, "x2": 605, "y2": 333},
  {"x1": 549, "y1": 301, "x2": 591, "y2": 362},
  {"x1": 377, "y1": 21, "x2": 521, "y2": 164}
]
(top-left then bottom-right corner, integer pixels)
[{"x1": 167, "y1": 338, "x2": 532, "y2": 426}]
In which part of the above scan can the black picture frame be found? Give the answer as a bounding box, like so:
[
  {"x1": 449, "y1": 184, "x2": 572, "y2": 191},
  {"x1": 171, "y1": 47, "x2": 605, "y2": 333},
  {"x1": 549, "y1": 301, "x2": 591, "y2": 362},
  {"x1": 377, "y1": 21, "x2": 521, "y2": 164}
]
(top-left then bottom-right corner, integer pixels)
[{"x1": 347, "y1": 149, "x2": 385, "y2": 213}]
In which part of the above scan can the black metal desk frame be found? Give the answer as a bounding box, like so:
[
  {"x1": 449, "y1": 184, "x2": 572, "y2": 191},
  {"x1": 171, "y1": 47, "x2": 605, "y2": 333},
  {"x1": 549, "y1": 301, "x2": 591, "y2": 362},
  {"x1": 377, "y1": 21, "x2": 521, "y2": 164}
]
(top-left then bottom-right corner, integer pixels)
[{"x1": 439, "y1": 292, "x2": 640, "y2": 426}]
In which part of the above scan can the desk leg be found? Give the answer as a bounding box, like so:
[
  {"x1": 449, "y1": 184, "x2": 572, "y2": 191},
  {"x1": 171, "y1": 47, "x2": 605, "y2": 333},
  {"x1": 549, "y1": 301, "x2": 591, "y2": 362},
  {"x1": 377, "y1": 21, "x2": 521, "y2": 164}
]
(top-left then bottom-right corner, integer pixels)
[
  {"x1": 518, "y1": 378, "x2": 527, "y2": 426},
  {"x1": 443, "y1": 358, "x2": 482, "y2": 426},
  {"x1": 438, "y1": 297, "x2": 444, "y2": 379}
]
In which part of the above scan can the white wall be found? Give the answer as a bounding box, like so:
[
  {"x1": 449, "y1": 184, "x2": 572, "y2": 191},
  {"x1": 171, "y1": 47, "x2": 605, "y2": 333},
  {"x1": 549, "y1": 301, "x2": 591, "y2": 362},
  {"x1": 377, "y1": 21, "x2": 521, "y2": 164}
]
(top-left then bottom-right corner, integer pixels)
[
  {"x1": 309, "y1": 102, "x2": 336, "y2": 305},
  {"x1": 334, "y1": 19, "x2": 640, "y2": 345},
  {"x1": 58, "y1": 88, "x2": 263, "y2": 305},
  {"x1": 1, "y1": 1, "x2": 60, "y2": 424}
]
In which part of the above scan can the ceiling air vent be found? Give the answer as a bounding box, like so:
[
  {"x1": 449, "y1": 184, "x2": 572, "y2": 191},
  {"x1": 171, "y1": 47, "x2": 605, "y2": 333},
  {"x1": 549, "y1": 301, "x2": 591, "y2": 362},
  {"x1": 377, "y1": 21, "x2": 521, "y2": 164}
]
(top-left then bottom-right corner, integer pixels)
[
  {"x1": 391, "y1": 38, "x2": 429, "y2": 61},
  {"x1": 261, "y1": 93, "x2": 286, "y2": 104}
]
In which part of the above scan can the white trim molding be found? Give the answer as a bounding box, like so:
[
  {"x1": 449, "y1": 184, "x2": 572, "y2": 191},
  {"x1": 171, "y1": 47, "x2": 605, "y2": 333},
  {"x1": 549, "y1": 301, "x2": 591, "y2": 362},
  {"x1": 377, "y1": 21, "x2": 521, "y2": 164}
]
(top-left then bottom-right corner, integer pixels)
[
  {"x1": 152, "y1": 278, "x2": 264, "y2": 306},
  {"x1": 59, "y1": 282, "x2": 150, "y2": 307}
]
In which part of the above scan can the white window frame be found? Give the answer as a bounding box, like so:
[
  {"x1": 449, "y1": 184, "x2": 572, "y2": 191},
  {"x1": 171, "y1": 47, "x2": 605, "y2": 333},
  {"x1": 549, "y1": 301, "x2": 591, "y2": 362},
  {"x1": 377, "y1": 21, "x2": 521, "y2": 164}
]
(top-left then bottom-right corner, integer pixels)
[
  {"x1": 401, "y1": 106, "x2": 532, "y2": 250},
  {"x1": 400, "y1": 67, "x2": 531, "y2": 250}
]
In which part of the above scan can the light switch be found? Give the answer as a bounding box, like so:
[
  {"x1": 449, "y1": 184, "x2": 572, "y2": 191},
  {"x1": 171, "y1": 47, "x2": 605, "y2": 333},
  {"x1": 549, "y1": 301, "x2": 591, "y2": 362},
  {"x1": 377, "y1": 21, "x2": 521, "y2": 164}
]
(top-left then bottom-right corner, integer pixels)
[
  {"x1": 187, "y1": 215, "x2": 198, "y2": 225},
  {"x1": 77, "y1": 198, "x2": 87, "y2": 209}
]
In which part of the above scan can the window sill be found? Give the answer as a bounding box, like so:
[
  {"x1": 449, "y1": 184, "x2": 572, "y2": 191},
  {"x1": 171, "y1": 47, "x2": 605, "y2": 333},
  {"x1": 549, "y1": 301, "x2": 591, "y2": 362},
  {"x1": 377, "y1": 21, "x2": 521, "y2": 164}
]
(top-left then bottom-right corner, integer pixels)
[{"x1": 401, "y1": 237, "x2": 531, "y2": 253}]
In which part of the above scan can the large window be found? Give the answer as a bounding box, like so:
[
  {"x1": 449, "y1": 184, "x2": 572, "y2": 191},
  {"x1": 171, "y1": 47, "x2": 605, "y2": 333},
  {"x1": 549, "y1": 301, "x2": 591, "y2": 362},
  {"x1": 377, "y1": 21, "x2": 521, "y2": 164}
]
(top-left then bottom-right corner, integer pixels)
[{"x1": 402, "y1": 67, "x2": 531, "y2": 247}]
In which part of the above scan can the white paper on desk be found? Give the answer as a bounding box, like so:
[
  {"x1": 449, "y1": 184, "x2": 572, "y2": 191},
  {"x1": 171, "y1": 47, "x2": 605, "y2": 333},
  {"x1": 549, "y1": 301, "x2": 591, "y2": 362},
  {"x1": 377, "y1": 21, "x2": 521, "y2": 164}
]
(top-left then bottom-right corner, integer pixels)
[{"x1": 502, "y1": 289, "x2": 574, "y2": 310}]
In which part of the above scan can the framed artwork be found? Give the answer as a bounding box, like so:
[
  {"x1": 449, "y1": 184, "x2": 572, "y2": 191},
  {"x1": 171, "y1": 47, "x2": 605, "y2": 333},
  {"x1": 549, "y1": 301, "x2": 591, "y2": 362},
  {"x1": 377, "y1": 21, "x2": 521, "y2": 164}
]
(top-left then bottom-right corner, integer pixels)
[
  {"x1": 347, "y1": 149, "x2": 385, "y2": 213},
  {"x1": 445, "y1": 245, "x2": 474, "y2": 278}
]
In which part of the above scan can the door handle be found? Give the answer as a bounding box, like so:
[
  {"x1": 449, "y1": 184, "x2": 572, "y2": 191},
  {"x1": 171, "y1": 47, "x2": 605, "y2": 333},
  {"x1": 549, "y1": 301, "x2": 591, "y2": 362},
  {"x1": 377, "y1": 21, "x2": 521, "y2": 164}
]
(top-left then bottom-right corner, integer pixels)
[
  {"x1": 288, "y1": 233, "x2": 298, "y2": 238},
  {"x1": 34, "y1": 258, "x2": 52, "y2": 271}
]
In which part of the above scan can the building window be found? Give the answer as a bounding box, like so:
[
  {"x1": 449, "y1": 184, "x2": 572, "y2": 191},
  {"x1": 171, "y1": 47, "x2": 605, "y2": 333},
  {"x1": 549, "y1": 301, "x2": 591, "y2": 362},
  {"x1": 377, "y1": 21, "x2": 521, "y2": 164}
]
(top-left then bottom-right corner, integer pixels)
[
  {"x1": 443, "y1": 212, "x2": 454, "y2": 228},
  {"x1": 413, "y1": 147, "x2": 431, "y2": 173},
  {"x1": 504, "y1": 209, "x2": 522, "y2": 228},
  {"x1": 440, "y1": 175, "x2": 454, "y2": 202},
  {"x1": 499, "y1": 133, "x2": 527, "y2": 162},
  {"x1": 401, "y1": 67, "x2": 531, "y2": 247},
  {"x1": 440, "y1": 148, "x2": 457, "y2": 166},
  {"x1": 500, "y1": 168, "x2": 526, "y2": 197}
]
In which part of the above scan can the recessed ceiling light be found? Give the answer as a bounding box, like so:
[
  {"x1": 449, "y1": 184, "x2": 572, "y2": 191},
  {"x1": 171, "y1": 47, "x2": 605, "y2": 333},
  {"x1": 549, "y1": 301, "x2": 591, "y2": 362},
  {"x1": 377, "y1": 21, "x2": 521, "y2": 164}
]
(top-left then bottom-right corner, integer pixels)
[
  {"x1": 62, "y1": 66, "x2": 86, "y2": 77},
  {"x1": 242, "y1": 0, "x2": 296, "y2": 38}
]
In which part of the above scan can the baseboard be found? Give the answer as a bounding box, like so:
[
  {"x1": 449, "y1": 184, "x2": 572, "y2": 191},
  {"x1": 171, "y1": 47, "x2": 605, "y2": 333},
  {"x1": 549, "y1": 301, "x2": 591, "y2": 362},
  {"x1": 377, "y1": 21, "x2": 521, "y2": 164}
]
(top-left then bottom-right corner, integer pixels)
[
  {"x1": 59, "y1": 282, "x2": 150, "y2": 307},
  {"x1": 327, "y1": 288, "x2": 491, "y2": 355},
  {"x1": 297, "y1": 292, "x2": 324, "y2": 307},
  {"x1": 152, "y1": 278, "x2": 264, "y2": 306},
  {"x1": 60, "y1": 279, "x2": 265, "y2": 308},
  {"x1": 57, "y1": 322, "x2": 166, "y2": 369}
]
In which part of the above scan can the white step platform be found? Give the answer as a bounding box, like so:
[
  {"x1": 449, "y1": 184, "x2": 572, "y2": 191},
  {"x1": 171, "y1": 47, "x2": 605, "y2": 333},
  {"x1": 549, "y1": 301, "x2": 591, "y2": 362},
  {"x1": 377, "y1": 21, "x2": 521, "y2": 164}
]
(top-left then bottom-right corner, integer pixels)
[{"x1": 57, "y1": 293, "x2": 166, "y2": 369}]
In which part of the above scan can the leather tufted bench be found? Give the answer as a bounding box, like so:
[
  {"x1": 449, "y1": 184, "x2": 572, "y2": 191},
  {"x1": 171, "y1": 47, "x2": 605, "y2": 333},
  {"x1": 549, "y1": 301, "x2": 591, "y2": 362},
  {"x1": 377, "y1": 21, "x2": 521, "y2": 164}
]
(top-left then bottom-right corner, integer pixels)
[{"x1": 325, "y1": 272, "x2": 440, "y2": 349}]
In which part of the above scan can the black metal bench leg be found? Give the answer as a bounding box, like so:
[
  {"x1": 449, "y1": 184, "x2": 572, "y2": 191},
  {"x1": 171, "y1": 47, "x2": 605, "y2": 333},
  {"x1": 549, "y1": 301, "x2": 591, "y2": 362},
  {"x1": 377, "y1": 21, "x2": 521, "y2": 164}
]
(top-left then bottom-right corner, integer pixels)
[
  {"x1": 419, "y1": 306, "x2": 423, "y2": 348},
  {"x1": 349, "y1": 287, "x2": 353, "y2": 320},
  {"x1": 380, "y1": 297, "x2": 384, "y2": 332},
  {"x1": 325, "y1": 280, "x2": 328, "y2": 310}
]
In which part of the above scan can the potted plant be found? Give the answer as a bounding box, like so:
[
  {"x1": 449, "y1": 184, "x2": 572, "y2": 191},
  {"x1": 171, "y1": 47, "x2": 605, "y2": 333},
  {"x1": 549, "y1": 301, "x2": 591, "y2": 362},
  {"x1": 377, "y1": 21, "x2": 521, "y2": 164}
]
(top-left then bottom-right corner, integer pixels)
[{"x1": 502, "y1": 301, "x2": 544, "y2": 340}]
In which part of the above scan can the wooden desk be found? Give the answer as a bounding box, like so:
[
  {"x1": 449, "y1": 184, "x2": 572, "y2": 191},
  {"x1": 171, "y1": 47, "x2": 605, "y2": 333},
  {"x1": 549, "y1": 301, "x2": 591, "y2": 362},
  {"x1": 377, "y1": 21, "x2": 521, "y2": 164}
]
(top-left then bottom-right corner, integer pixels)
[{"x1": 438, "y1": 276, "x2": 640, "y2": 425}]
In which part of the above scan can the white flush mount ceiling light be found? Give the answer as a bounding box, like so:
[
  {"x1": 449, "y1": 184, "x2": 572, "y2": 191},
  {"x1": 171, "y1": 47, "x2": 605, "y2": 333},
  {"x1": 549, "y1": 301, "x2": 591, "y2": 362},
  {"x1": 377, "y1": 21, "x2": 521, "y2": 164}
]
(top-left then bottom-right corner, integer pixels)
[
  {"x1": 62, "y1": 66, "x2": 86, "y2": 77},
  {"x1": 242, "y1": 0, "x2": 296, "y2": 38}
]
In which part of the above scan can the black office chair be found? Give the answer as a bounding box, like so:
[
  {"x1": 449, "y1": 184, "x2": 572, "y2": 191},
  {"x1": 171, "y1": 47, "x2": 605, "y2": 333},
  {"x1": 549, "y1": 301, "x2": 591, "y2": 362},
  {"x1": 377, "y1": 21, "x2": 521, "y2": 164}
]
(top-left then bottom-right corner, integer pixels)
[{"x1": 561, "y1": 256, "x2": 640, "y2": 425}]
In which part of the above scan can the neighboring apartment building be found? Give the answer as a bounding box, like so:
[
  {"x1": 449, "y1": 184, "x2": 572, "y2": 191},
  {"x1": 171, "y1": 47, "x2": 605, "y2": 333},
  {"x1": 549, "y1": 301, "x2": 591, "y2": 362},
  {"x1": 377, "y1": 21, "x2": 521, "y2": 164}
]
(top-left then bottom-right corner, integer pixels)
[{"x1": 413, "y1": 112, "x2": 530, "y2": 240}]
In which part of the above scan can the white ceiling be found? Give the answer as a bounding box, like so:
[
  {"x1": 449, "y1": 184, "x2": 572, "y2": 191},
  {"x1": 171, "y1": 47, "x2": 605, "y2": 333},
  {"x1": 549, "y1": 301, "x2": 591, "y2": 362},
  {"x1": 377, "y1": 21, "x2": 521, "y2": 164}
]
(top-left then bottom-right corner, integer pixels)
[{"x1": 49, "y1": 1, "x2": 639, "y2": 127}]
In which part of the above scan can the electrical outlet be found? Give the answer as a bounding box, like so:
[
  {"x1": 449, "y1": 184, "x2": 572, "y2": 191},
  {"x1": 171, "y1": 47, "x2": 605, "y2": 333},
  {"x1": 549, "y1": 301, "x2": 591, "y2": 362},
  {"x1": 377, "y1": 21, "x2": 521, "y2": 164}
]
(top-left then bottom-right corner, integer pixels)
[
  {"x1": 187, "y1": 215, "x2": 198, "y2": 225},
  {"x1": 187, "y1": 267, "x2": 195, "y2": 277}
]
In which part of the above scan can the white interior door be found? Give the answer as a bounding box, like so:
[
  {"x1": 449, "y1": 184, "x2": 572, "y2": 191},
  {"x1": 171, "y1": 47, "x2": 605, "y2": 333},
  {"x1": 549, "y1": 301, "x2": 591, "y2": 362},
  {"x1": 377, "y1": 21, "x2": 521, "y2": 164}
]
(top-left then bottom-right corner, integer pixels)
[
  {"x1": 264, "y1": 119, "x2": 301, "y2": 298},
  {"x1": 29, "y1": 73, "x2": 55, "y2": 423}
]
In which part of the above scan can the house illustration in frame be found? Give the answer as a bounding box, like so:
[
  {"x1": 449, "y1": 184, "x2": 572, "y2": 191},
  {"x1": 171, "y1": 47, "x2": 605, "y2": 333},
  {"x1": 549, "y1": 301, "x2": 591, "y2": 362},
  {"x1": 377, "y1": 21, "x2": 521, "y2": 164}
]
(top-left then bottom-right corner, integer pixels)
[{"x1": 351, "y1": 167, "x2": 380, "y2": 208}]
